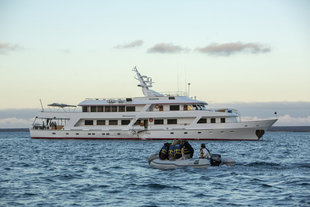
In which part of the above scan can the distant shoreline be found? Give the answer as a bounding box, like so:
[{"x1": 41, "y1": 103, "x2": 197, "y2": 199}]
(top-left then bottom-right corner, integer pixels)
[{"x1": 0, "y1": 126, "x2": 309, "y2": 133}]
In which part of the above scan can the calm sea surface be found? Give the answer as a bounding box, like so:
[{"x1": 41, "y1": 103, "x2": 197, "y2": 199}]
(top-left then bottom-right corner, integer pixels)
[{"x1": 0, "y1": 132, "x2": 309, "y2": 206}]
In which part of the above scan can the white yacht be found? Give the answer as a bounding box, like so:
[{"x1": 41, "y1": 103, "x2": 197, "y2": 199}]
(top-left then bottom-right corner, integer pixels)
[{"x1": 30, "y1": 67, "x2": 277, "y2": 141}]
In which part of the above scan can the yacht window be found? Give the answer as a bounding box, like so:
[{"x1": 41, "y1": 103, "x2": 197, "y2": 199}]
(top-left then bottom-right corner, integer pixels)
[
  {"x1": 119, "y1": 106, "x2": 125, "y2": 112},
  {"x1": 91, "y1": 106, "x2": 96, "y2": 112},
  {"x1": 82, "y1": 106, "x2": 88, "y2": 112},
  {"x1": 193, "y1": 105, "x2": 199, "y2": 110},
  {"x1": 109, "y1": 120, "x2": 118, "y2": 125},
  {"x1": 198, "y1": 118, "x2": 207, "y2": 124},
  {"x1": 98, "y1": 106, "x2": 104, "y2": 112},
  {"x1": 167, "y1": 119, "x2": 177, "y2": 125},
  {"x1": 97, "y1": 120, "x2": 105, "y2": 125},
  {"x1": 211, "y1": 118, "x2": 216, "y2": 123},
  {"x1": 184, "y1": 132, "x2": 188, "y2": 134},
  {"x1": 105, "y1": 106, "x2": 111, "y2": 112},
  {"x1": 159, "y1": 105, "x2": 163, "y2": 111},
  {"x1": 121, "y1": 120, "x2": 130, "y2": 125},
  {"x1": 154, "y1": 119, "x2": 164, "y2": 125},
  {"x1": 126, "y1": 98, "x2": 132, "y2": 102},
  {"x1": 183, "y1": 105, "x2": 188, "y2": 111},
  {"x1": 170, "y1": 105, "x2": 180, "y2": 111},
  {"x1": 112, "y1": 106, "x2": 117, "y2": 112},
  {"x1": 170, "y1": 132, "x2": 174, "y2": 134},
  {"x1": 126, "y1": 106, "x2": 135, "y2": 112},
  {"x1": 221, "y1": 118, "x2": 226, "y2": 123},
  {"x1": 76, "y1": 133, "x2": 79, "y2": 135},
  {"x1": 169, "y1": 96, "x2": 175, "y2": 100},
  {"x1": 85, "y1": 120, "x2": 93, "y2": 125}
]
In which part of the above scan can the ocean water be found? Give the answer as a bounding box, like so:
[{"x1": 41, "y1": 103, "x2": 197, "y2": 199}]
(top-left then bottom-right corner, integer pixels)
[{"x1": 0, "y1": 132, "x2": 309, "y2": 207}]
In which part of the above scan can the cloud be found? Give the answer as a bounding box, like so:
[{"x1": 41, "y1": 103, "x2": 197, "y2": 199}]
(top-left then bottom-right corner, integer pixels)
[
  {"x1": 0, "y1": 43, "x2": 22, "y2": 54},
  {"x1": 114, "y1": 40, "x2": 144, "y2": 49},
  {"x1": 147, "y1": 43, "x2": 188, "y2": 54},
  {"x1": 196, "y1": 42, "x2": 271, "y2": 56}
]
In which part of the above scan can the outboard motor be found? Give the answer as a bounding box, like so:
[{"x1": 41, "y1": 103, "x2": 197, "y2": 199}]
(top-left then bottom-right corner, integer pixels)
[{"x1": 210, "y1": 154, "x2": 222, "y2": 166}]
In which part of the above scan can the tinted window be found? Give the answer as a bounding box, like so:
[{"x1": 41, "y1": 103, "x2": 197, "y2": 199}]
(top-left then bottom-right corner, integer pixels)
[
  {"x1": 112, "y1": 106, "x2": 117, "y2": 112},
  {"x1": 109, "y1": 120, "x2": 118, "y2": 125},
  {"x1": 170, "y1": 105, "x2": 180, "y2": 111},
  {"x1": 85, "y1": 120, "x2": 93, "y2": 125},
  {"x1": 97, "y1": 120, "x2": 105, "y2": 125},
  {"x1": 119, "y1": 106, "x2": 125, "y2": 112},
  {"x1": 91, "y1": 106, "x2": 96, "y2": 112},
  {"x1": 211, "y1": 118, "x2": 216, "y2": 123},
  {"x1": 221, "y1": 118, "x2": 226, "y2": 123},
  {"x1": 98, "y1": 106, "x2": 104, "y2": 112},
  {"x1": 82, "y1": 106, "x2": 88, "y2": 112},
  {"x1": 167, "y1": 119, "x2": 177, "y2": 124},
  {"x1": 126, "y1": 106, "x2": 135, "y2": 112},
  {"x1": 105, "y1": 106, "x2": 111, "y2": 112},
  {"x1": 121, "y1": 120, "x2": 130, "y2": 125},
  {"x1": 154, "y1": 119, "x2": 164, "y2": 125}
]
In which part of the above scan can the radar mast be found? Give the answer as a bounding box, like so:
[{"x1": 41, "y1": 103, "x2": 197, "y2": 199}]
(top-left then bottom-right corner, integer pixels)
[{"x1": 132, "y1": 67, "x2": 164, "y2": 97}]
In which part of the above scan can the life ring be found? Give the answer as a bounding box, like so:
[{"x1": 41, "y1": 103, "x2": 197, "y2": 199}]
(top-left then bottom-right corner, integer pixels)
[
  {"x1": 155, "y1": 104, "x2": 159, "y2": 109},
  {"x1": 149, "y1": 118, "x2": 154, "y2": 122}
]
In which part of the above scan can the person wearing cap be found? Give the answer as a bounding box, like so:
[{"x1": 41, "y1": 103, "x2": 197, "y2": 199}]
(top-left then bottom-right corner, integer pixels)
[
  {"x1": 159, "y1": 141, "x2": 171, "y2": 160},
  {"x1": 200, "y1": 143, "x2": 211, "y2": 159}
]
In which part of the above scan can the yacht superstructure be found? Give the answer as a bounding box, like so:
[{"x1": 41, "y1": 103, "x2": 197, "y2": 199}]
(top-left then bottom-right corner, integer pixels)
[{"x1": 30, "y1": 67, "x2": 277, "y2": 140}]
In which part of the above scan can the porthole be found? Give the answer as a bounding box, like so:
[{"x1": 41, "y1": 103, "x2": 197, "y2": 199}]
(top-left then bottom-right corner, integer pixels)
[
  {"x1": 92, "y1": 133, "x2": 95, "y2": 135},
  {"x1": 102, "y1": 133, "x2": 105, "y2": 135},
  {"x1": 170, "y1": 132, "x2": 174, "y2": 134},
  {"x1": 106, "y1": 133, "x2": 110, "y2": 135},
  {"x1": 184, "y1": 132, "x2": 188, "y2": 134},
  {"x1": 52, "y1": 132, "x2": 56, "y2": 135},
  {"x1": 66, "y1": 133, "x2": 69, "y2": 135},
  {"x1": 117, "y1": 133, "x2": 121, "y2": 135},
  {"x1": 76, "y1": 133, "x2": 79, "y2": 135},
  {"x1": 198, "y1": 132, "x2": 202, "y2": 134},
  {"x1": 88, "y1": 133, "x2": 91, "y2": 135}
]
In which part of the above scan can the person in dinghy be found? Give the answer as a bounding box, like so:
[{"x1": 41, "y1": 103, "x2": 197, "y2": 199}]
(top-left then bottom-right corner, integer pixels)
[{"x1": 159, "y1": 139, "x2": 194, "y2": 160}]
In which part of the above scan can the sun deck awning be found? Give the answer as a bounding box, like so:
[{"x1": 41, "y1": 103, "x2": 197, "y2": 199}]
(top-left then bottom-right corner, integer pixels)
[{"x1": 48, "y1": 103, "x2": 76, "y2": 108}]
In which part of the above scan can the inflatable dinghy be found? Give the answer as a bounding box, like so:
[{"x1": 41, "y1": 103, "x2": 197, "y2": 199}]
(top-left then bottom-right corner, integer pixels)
[{"x1": 148, "y1": 154, "x2": 235, "y2": 170}]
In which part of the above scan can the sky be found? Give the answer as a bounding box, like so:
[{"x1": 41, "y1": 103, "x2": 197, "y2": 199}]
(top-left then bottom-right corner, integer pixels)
[{"x1": 0, "y1": 0, "x2": 310, "y2": 127}]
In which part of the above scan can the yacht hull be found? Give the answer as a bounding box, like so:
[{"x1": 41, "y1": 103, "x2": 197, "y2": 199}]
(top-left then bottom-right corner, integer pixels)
[{"x1": 30, "y1": 119, "x2": 277, "y2": 141}]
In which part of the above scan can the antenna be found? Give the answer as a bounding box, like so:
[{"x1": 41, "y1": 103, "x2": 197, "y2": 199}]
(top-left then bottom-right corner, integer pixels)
[
  {"x1": 187, "y1": 83, "x2": 191, "y2": 97},
  {"x1": 40, "y1": 99, "x2": 44, "y2": 112}
]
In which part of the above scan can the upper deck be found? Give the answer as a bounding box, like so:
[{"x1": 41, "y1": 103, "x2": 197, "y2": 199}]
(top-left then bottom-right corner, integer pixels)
[{"x1": 78, "y1": 96, "x2": 207, "y2": 106}]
